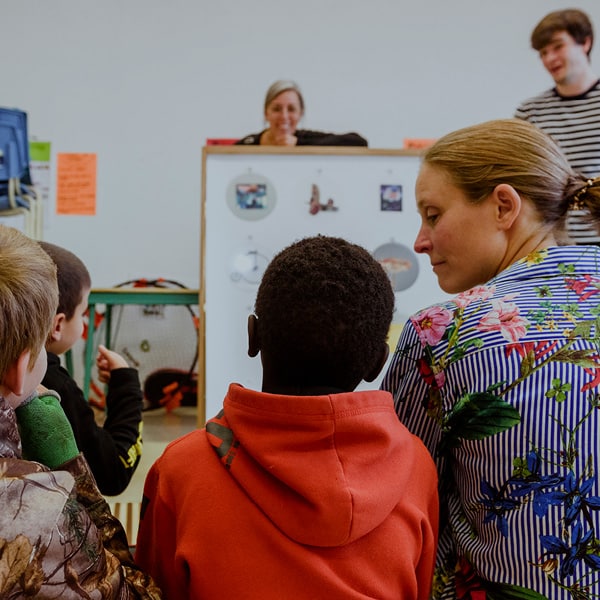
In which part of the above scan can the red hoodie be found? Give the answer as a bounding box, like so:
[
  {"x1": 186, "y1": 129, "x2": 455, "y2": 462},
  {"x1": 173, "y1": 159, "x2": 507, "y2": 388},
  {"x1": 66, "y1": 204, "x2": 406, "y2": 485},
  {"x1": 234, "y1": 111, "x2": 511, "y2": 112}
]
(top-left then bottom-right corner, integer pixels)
[{"x1": 136, "y1": 383, "x2": 438, "y2": 599}]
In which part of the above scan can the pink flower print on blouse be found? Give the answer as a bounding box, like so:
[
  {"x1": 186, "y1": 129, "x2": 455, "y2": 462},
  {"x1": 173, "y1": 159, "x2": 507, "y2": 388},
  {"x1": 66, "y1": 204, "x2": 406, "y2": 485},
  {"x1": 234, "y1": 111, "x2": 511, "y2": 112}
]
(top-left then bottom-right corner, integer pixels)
[
  {"x1": 505, "y1": 340, "x2": 558, "y2": 361},
  {"x1": 565, "y1": 274, "x2": 600, "y2": 302},
  {"x1": 411, "y1": 305, "x2": 454, "y2": 347},
  {"x1": 477, "y1": 299, "x2": 530, "y2": 343},
  {"x1": 581, "y1": 356, "x2": 600, "y2": 393},
  {"x1": 453, "y1": 285, "x2": 496, "y2": 309},
  {"x1": 417, "y1": 357, "x2": 446, "y2": 390}
]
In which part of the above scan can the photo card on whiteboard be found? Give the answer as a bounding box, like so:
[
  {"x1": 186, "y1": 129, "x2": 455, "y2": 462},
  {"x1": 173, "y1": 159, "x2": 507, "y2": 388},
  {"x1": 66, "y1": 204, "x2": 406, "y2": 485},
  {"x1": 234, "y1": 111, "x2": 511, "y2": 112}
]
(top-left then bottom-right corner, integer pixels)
[
  {"x1": 309, "y1": 183, "x2": 339, "y2": 215},
  {"x1": 226, "y1": 173, "x2": 276, "y2": 221},
  {"x1": 236, "y1": 183, "x2": 267, "y2": 210},
  {"x1": 380, "y1": 184, "x2": 403, "y2": 212}
]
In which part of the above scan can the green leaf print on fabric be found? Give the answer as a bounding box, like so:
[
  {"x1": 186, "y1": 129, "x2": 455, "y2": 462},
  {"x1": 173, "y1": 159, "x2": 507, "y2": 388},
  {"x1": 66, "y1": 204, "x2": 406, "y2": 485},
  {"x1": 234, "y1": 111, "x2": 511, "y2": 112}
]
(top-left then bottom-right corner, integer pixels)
[
  {"x1": 483, "y1": 582, "x2": 550, "y2": 600},
  {"x1": 440, "y1": 391, "x2": 521, "y2": 454}
]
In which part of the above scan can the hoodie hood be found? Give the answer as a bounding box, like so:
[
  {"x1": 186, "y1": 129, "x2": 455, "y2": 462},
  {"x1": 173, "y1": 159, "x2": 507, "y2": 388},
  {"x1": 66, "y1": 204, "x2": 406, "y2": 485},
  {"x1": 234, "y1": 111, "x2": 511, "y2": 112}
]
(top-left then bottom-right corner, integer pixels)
[{"x1": 206, "y1": 383, "x2": 420, "y2": 548}]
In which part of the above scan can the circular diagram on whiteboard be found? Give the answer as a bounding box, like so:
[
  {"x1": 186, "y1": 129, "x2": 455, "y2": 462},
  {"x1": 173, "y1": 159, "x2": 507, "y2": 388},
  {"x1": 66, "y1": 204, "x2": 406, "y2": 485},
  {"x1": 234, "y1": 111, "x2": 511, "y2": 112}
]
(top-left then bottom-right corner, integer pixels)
[
  {"x1": 373, "y1": 241, "x2": 419, "y2": 292},
  {"x1": 229, "y1": 243, "x2": 271, "y2": 288},
  {"x1": 226, "y1": 173, "x2": 276, "y2": 221}
]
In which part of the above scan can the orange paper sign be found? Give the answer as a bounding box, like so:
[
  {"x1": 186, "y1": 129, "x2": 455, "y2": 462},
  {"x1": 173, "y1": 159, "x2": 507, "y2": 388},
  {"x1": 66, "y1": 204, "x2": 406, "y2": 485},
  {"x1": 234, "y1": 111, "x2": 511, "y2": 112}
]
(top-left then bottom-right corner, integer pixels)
[
  {"x1": 56, "y1": 153, "x2": 97, "y2": 215},
  {"x1": 403, "y1": 138, "x2": 437, "y2": 150}
]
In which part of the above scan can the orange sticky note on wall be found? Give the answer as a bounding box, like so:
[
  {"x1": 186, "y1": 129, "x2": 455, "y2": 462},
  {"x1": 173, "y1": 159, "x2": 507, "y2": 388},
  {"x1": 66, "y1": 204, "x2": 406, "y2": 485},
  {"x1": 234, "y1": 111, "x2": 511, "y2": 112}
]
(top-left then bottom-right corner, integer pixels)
[
  {"x1": 403, "y1": 138, "x2": 436, "y2": 150},
  {"x1": 56, "y1": 153, "x2": 97, "y2": 215}
]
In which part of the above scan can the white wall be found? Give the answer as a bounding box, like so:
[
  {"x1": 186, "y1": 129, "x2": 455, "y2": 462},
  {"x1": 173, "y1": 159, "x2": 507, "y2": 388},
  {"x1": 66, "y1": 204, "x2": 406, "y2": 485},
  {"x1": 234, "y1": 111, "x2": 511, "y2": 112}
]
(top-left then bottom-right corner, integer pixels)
[{"x1": 4, "y1": 0, "x2": 600, "y2": 287}]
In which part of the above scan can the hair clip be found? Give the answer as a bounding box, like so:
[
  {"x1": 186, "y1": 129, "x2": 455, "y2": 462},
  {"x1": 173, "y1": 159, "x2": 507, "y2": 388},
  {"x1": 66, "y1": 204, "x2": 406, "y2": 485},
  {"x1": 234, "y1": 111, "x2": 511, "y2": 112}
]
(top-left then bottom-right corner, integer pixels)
[{"x1": 571, "y1": 178, "x2": 595, "y2": 210}]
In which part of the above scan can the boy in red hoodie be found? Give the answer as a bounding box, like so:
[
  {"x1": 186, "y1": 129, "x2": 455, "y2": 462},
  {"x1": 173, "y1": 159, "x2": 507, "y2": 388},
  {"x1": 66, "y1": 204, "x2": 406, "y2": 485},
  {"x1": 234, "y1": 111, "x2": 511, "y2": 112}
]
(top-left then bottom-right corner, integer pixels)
[{"x1": 136, "y1": 235, "x2": 439, "y2": 599}]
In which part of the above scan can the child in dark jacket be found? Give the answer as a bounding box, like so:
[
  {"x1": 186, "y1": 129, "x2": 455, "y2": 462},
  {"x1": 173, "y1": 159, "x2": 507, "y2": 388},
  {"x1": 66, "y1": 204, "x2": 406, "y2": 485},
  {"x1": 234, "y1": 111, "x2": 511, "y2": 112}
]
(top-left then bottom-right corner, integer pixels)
[{"x1": 40, "y1": 241, "x2": 143, "y2": 496}]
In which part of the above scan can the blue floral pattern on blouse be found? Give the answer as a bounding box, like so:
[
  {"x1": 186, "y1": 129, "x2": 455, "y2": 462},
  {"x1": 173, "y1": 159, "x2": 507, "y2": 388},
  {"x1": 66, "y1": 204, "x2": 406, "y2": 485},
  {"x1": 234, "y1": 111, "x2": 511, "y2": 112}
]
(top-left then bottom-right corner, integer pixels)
[{"x1": 382, "y1": 246, "x2": 600, "y2": 599}]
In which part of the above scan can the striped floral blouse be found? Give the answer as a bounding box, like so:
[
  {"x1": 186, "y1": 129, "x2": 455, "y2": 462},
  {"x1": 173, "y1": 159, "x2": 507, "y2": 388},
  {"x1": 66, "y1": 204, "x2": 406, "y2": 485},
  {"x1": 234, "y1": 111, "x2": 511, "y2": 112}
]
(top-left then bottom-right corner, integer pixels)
[{"x1": 382, "y1": 245, "x2": 600, "y2": 599}]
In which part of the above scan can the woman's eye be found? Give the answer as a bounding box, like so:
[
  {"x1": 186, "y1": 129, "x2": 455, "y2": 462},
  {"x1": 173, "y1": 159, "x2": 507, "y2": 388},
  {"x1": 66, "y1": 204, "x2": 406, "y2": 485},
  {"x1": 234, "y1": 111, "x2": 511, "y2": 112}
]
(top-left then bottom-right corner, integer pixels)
[{"x1": 426, "y1": 212, "x2": 439, "y2": 224}]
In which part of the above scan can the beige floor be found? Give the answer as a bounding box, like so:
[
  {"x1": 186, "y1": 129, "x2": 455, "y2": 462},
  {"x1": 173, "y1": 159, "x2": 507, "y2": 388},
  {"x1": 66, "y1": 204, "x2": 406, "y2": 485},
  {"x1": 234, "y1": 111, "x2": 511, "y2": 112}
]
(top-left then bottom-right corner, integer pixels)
[{"x1": 106, "y1": 405, "x2": 198, "y2": 544}]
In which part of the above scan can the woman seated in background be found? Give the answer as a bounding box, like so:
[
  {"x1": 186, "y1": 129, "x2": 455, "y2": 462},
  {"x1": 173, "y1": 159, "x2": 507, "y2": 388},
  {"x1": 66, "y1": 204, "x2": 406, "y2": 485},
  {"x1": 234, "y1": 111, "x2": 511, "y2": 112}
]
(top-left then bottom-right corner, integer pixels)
[
  {"x1": 236, "y1": 80, "x2": 368, "y2": 147},
  {"x1": 381, "y1": 118, "x2": 600, "y2": 599}
]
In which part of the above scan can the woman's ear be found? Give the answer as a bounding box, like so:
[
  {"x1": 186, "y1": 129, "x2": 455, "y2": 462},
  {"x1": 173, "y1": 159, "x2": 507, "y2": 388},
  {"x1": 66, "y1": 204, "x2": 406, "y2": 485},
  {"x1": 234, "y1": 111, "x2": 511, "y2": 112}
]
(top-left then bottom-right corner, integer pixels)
[
  {"x1": 247, "y1": 314, "x2": 260, "y2": 358},
  {"x1": 363, "y1": 343, "x2": 390, "y2": 383},
  {"x1": 49, "y1": 313, "x2": 66, "y2": 342},
  {"x1": 492, "y1": 183, "x2": 521, "y2": 230}
]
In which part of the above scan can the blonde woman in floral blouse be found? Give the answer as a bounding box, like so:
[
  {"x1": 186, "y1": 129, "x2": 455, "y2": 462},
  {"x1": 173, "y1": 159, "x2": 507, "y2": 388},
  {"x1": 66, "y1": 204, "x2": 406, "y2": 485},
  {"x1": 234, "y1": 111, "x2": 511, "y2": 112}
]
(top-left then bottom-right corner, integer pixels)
[{"x1": 382, "y1": 118, "x2": 600, "y2": 599}]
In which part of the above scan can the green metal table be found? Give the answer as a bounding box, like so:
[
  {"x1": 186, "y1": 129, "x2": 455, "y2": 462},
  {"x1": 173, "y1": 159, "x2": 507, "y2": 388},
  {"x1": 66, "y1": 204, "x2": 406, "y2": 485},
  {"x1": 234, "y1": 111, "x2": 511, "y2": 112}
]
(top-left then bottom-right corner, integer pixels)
[{"x1": 78, "y1": 287, "x2": 200, "y2": 400}]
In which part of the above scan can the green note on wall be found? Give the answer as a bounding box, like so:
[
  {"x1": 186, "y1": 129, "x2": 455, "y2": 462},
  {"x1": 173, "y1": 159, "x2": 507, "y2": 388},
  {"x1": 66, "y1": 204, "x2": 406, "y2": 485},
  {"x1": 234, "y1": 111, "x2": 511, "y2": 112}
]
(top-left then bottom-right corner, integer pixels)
[{"x1": 29, "y1": 141, "x2": 51, "y2": 162}]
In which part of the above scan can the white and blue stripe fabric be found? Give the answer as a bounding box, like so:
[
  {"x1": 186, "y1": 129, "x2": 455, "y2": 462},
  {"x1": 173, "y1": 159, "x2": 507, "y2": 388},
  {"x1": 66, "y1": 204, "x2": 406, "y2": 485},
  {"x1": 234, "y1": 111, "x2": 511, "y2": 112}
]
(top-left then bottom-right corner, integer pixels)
[{"x1": 382, "y1": 245, "x2": 600, "y2": 599}]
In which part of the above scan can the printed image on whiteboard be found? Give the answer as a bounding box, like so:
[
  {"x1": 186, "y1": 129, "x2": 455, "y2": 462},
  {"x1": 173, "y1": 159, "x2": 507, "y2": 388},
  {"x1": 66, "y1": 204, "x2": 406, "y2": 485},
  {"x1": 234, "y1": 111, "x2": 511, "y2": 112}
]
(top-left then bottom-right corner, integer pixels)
[
  {"x1": 373, "y1": 241, "x2": 419, "y2": 292},
  {"x1": 229, "y1": 242, "x2": 271, "y2": 288},
  {"x1": 237, "y1": 183, "x2": 267, "y2": 209},
  {"x1": 226, "y1": 173, "x2": 276, "y2": 221},
  {"x1": 380, "y1": 185, "x2": 402, "y2": 211},
  {"x1": 299, "y1": 171, "x2": 340, "y2": 217},
  {"x1": 309, "y1": 183, "x2": 339, "y2": 215}
]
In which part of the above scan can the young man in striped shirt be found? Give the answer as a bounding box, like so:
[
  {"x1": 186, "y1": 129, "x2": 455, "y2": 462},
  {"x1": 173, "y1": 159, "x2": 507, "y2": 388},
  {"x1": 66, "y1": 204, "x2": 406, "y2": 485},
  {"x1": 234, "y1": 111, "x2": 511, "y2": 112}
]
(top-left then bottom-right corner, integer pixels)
[{"x1": 515, "y1": 8, "x2": 600, "y2": 245}]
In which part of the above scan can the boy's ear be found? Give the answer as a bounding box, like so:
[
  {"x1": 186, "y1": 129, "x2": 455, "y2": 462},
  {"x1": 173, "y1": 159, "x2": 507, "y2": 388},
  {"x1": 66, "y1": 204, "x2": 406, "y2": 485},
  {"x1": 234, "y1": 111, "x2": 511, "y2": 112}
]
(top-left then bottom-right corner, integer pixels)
[
  {"x1": 3, "y1": 350, "x2": 31, "y2": 396},
  {"x1": 247, "y1": 314, "x2": 260, "y2": 358},
  {"x1": 49, "y1": 313, "x2": 66, "y2": 342},
  {"x1": 363, "y1": 343, "x2": 390, "y2": 383}
]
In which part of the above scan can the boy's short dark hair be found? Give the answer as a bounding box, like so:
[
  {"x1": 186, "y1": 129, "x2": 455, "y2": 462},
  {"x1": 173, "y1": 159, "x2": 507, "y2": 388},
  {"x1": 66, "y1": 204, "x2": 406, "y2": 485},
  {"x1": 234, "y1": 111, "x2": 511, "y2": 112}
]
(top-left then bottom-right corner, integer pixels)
[
  {"x1": 254, "y1": 235, "x2": 394, "y2": 390},
  {"x1": 39, "y1": 242, "x2": 91, "y2": 320},
  {"x1": 531, "y1": 9, "x2": 594, "y2": 56}
]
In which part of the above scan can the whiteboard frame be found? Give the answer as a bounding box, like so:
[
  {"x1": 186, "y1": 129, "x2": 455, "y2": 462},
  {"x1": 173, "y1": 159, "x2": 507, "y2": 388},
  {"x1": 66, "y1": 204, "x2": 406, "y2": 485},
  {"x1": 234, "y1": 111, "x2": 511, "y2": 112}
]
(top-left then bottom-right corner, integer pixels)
[{"x1": 199, "y1": 146, "x2": 450, "y2": 423}]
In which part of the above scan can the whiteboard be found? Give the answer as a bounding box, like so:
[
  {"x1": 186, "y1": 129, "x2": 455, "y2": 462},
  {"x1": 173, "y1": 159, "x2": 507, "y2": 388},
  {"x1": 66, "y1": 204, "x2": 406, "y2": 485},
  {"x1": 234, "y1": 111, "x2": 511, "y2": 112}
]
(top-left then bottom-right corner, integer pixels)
[{"x1": 200, "y1": 147, "x2": 451, "y2": 421}]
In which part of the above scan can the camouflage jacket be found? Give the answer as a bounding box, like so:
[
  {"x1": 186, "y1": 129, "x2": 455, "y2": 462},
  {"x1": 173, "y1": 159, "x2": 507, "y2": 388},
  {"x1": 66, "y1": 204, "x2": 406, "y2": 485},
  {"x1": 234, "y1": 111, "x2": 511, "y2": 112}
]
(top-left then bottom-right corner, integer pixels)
[{"x1": 0, "y1": 396, "x2": 161, "y2": 599}]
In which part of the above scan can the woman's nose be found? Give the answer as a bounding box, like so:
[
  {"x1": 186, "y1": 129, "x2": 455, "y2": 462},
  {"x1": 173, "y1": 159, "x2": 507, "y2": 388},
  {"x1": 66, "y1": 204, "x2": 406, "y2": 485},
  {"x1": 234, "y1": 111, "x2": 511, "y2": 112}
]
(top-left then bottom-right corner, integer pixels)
[{"x1": 414, "y1": 228, "x2": 431, "y2": 254}]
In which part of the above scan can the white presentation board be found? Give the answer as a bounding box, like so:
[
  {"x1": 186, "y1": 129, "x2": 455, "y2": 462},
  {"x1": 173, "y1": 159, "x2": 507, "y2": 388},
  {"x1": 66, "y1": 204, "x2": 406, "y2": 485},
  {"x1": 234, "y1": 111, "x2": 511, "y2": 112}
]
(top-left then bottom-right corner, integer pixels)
[{"x1": 200, "y1": 146, "x2": 450, "y2": 422}]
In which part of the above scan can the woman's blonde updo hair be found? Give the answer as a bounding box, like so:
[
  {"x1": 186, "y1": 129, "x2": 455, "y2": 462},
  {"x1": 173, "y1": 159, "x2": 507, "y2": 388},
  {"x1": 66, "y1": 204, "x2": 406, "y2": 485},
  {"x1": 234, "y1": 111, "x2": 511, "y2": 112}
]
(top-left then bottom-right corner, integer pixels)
[
  {"x1": 264, "y1": 80, "x2": 305, "y2": 113},
  {"x1": 423, "y1": 118, "x2": 600, "y2": 239}
]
